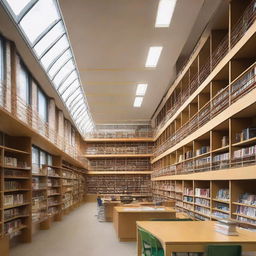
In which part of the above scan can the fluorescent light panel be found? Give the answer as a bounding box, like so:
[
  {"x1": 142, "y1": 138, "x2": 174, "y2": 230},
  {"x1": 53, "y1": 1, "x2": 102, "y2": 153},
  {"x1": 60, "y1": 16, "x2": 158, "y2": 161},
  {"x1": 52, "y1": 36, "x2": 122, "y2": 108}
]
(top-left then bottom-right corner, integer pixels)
[
  {"x1": 133, "y1": 97, "x2": 143, "y2": 108},
  {"x1": 145, "y1": 46, "x2": 162, "y2": 67},
  {"x1": 136, "y1": 84, "x2": 148, "y2": 96},
  {"x1": 155, "y1": 0, "x2": 177, "y2": 27}
]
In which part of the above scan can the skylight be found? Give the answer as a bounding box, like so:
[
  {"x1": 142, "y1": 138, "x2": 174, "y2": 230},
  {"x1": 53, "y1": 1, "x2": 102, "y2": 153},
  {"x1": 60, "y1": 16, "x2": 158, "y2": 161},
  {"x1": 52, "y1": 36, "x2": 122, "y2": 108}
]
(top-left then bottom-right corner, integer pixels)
[
  {"x1": 155, "y1": 0, "x2": 177, "y2": 28},
  {"x1": 5, "y1": 0, "x2": 31, "y2": 16},
  {"x1": 133, "y1": 97, "x2": 143, "y2": 108},
  {"x1": 2, "y1": 0, "x2": 95, "y2": 134},
  {"x1": 136, "y1": 84, "x2": 148, "y2": 96},
  {"x1": 145, "y1": 46, "x2": 163, "y2": 68}
]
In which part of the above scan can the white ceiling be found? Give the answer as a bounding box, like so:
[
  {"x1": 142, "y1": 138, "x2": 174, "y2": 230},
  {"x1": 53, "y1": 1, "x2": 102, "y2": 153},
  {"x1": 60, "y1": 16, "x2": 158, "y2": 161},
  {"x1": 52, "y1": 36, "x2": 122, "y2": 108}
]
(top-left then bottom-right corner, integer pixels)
[{"x1": 59, "y1": 0, "x2": 207, "y2": 125}]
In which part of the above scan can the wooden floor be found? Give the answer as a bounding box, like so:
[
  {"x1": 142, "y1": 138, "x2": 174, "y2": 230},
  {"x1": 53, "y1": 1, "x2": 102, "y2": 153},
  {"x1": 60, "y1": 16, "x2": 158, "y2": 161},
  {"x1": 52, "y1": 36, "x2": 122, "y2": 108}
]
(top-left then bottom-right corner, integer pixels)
[{"x1": 10, "y1": 203, "x2": 136, "y2": 256}]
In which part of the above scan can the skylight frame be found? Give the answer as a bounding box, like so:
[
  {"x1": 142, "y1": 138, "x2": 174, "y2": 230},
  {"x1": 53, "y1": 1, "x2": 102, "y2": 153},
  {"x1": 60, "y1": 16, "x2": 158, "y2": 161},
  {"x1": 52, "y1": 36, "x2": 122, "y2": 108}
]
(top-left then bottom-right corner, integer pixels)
[{"x1": 0, "y1": 0, "x2": 95, "y2": 134}]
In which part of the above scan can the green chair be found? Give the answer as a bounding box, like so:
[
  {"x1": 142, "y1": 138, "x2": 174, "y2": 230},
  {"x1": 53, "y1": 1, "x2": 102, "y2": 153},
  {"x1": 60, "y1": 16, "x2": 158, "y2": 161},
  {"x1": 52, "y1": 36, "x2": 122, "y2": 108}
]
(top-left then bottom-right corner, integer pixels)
[
  {"x1": 206, "y1": 245, "x2": 241, "y2": 256},
  {"x1": 138, "y1": 227, "x2": 164, "y2": 256}
]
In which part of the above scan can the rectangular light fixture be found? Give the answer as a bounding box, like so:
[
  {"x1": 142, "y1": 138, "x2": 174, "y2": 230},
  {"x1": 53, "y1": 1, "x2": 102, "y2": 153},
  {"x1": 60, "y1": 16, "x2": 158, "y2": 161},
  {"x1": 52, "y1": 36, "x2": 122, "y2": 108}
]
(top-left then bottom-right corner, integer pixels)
[
  {"x1": 155, "y1": 0, "x2": 177, "y2": 28},
  {"x1": 145, "y1": 46, "x2": 163, "y2": 68},
  {"x1": 136, "y1": 84, "x2": 148, "y2": 96},
  {"x1": 133, "y1": 97, "x2": 143, "y2": 107}
]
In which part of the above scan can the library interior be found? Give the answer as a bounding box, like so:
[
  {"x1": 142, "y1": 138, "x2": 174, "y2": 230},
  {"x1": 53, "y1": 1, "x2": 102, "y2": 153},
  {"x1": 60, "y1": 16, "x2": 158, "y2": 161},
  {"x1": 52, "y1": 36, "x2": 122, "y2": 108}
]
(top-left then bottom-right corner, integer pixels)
[{"x1": 1, "y1": 0, "x2": 256, "y2": 255}]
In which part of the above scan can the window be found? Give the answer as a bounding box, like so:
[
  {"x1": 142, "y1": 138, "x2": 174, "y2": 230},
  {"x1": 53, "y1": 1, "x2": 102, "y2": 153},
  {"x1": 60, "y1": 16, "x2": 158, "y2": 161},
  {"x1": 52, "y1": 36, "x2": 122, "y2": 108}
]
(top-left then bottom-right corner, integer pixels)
[
  {"x1": 40, "y1": 150, "x2": 47, "y2": 168},
  {"x1": 19, "y1": 0, "x2": 60, "y2": 44},
  {"x1": 0, "y1": 37, "x2": 5, "y2": 82},
  {"x1": 38, "y1": 88, "x2": 48, "y2": 121},
  {"x1": 71, "y1": 127, "x2": 76, "y2": 146},
  {"x1": 32, "y1": 146, "x2": 39, "y2": 165},
  {"x1": 18, "y1": 63, "x2": 30, "y2": 104},
  {"x1": 5, "y1": 0, "x2": 32, "y2": 16}
]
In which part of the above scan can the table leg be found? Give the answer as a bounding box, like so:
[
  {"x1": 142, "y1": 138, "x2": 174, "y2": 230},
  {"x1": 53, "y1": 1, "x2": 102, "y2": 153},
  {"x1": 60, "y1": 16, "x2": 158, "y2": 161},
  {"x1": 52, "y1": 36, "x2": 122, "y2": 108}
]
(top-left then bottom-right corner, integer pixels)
[{"x1": 165, "y1": 244, "x2": 173, "y2": 256}]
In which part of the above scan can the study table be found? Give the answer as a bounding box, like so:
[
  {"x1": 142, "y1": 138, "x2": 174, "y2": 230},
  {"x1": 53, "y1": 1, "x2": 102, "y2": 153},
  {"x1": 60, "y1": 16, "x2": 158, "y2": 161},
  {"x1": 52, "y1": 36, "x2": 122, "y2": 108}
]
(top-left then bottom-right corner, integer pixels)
[
  {"x1": 113, "y1": 206, "x2": 176, "y2": 241},
  {"x1": 136, "y1": 221, "x2": 256, "y2": 256},
  {"x1": 103, "y1": 200, "x2": 155, "y2": 222}
]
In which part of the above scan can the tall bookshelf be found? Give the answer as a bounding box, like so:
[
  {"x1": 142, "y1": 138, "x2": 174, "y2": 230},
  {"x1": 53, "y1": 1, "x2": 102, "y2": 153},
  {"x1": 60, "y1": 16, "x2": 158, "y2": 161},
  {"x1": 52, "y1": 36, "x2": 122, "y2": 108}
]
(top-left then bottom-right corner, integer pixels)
[
  {"x1": 151, "y1": 0, "x2": 256, "y2": 229},
  {"x1": 83, "y1": 126, "x2": 153, "y2": 198}
]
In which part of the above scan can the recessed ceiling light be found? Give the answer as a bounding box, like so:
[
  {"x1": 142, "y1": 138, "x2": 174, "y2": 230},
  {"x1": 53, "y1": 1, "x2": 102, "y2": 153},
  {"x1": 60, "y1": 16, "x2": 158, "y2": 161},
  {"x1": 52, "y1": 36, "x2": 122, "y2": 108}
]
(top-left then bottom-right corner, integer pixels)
[
  {"x1": 133, "y1": 97, "x2": 143, "y2": 108},
  {"x1": 155, "y1": 0, "x2": 177, "y2": 28},
  {"x1": 136, "y1": 84, "x2": 148, "y2": 96},
  {"x1": 145, "y1": 46, "x2": 163, "y2": 68}
]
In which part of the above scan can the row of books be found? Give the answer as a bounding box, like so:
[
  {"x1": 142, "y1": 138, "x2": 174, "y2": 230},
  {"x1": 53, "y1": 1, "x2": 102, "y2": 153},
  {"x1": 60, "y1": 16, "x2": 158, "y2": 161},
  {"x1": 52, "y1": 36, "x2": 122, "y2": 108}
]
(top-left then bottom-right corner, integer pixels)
[
  {"x1": 236, "y1": 205, "x2": 256, "y2": 218},
  {"x1": 184, "y1": 187, "x2": 193, "y2": 196},
  {"x1": 212, "y1": 211, "x2": 229, "y2": 219},
  {"x1": 4, "y1": 181, "x2": 23, "y2": 190},
  {"x1": 215, "y1": 202, "x2": 229, "y2": 212},
  {"x1": 183, "y1": 196, "x2": 193, "y2": 203},
  {"x1": 4, "y1": 219, "x2": 23, "y2": 234},
  {"x1": 48, "y1": 179, "x2": 60, "y2": 187},
  {"x1": 195, "y1": 188, "x2": 210, "y2": 197},
  {"x1": 32, "y1": 198, "x2": 47, "y2": 211},
  {"x1": 233, "y1": 145, "x2": 256, "y2": 159},
  {"x1": 194, "y1": 206, "x2": 210, "y2": 216},
  {"x1": 235, "y1": 127, "x2": 256, "y2": 142},
  {"x1": 195, "y1": 146, "x2": 210, "y2": 156},
  {"x1": 4, "y1": 169, "x2": 28, "y2": 177},
  {"x1": 216, "y1": 189, "x2": 230, "y2": 201},
  {"x1": 4, "y1": 208, "x2": 27, "y2": 220},
  {"x1": 213, "y1": 153, "x2": 229, "y2": 163},
  {"x1": 4, "y1": 194, "x2": 25, "y2": 206},
  {"x1": 195, "y1": 156, "x2": 211, "y2": 168},
  {"x1": 238, "y1": 193, "x2": 256, "y2": 205},
  {"x1": 183, "y1": 203, "x2": 194, "y2": 211},
  {"x1": 195, "y1": 198, "x2": 210, "y2": 207}
]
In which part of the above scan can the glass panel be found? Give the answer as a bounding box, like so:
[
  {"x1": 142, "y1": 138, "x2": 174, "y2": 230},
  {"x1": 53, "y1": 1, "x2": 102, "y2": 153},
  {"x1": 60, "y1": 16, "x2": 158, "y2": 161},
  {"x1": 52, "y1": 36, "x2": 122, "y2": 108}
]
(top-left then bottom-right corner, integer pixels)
[
  {"x1": 53, "y1": 59, "x2": 75, "y2": 87},
  {"x1": 71, "y1": 104, "x2": 83, "y2": 117},
  {"x1": 48, "y1": 49, "x2": 72, "y2": 78},
  {"x1": 61, "y1": 80, "x2": 80, "y2": 100},
  {"x1": 0, "y1": 39, "x2": 4, "y2": 81},
  {"x1": 40, "y1": 150, "x2": 47, "y2": 167},
  {"x1": 57, "y1": 70, "x2": 77, "y2": 92},
  {"x1": 68, "y1": 94, "x2": 83, "y2": 109},
  {"x1": 34, "y1": 21, "x2": 65, "y2": 57},
  {"x1": 17, "y1": 64, "x2": 30, "y2": 104},
  {"x1": 38, "y1": 88, "x2": 48, "y2": 121},
  {"x1": 20, "y1": 0, "x2": 60, "y2": 44},
  {"x1": 5, "y1": 0, "x2": 32, "y2": 16},
  {"x1": 40, "y1": 35, "x2": 69, "y2": 70},
  {"x1": 32, "y1": 146, "x2": 39, "y2": 165},
  {"x1": 62, "y1": 85, "x2": 80, "y2": 102},
  {"x1": 47, "y1": 154, "x2": 53, "y2": 165}
]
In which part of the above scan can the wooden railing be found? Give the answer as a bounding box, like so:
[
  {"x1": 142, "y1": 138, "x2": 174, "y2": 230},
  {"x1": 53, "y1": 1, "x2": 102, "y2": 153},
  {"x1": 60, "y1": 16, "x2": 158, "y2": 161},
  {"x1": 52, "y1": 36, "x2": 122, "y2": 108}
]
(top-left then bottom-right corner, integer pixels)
[
  {"x1": 155, "y1": 0, "x2": 256, "y2": 134},
  {"x1": 153, "y1": 63, "x2": 256, "y2": 158},
  {"x1": 0, "y1": 81, "x2": 85, "y2": 165}
]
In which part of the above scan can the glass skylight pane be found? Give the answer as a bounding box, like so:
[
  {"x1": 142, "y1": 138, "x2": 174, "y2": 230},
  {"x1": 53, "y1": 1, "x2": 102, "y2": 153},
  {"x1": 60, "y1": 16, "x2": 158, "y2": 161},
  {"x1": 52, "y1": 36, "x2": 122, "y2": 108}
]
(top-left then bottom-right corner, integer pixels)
[
  {"x1": 66, "y1": 90, "x2": 82, "y2": 107},
  {"x1": 71, "y1": 103, "x2": 83, "y2": 116},
  {"x1": 48, "y1": 50, "x2": 72, "y2": 78},
  {"x1": 61, "y1": 80, "x2": 80, "y2": 100},
  {"x1": 69, "y1": 94, "x2": 83, "y2": 109},
  {"x1": 71, "y1": 104, "x2": 84, "y2": 118},
  {"x1": 58, "y1": 71, "x2": 77, "y2": 92},
  {"x1": 62, "y1": 84, "x2": 80, "y2": 102},
  {"x1": 5, "y1": 0, "x2": 31, "y2": 16},
  {"x1": 34, "y1": 22, "x2": 65, "y2": 57},
  {"x1": 20, "y1": 0, "x2": 60, "y2": 44},
  {"x1": 40, "y1": 35, "x2": 69, "y2": 70},
  {"x1": 53, "y1": 60, "x2": 75, "y2": 87}
]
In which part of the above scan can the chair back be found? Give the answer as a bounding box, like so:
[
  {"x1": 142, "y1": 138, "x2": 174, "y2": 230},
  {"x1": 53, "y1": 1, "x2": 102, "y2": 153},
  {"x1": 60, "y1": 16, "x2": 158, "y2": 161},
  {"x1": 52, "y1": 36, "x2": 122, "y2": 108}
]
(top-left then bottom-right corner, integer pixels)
[{"x1": 207, "y1": 245, "x2": 242, "y2": 256}]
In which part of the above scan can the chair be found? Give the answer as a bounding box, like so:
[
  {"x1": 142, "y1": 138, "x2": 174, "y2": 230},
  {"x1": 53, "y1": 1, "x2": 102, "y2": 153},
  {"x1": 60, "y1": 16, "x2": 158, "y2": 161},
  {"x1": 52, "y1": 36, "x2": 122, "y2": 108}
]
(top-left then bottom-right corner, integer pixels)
[{"x1": 206, "y1": 245, "x2": 241, "y2": 256}]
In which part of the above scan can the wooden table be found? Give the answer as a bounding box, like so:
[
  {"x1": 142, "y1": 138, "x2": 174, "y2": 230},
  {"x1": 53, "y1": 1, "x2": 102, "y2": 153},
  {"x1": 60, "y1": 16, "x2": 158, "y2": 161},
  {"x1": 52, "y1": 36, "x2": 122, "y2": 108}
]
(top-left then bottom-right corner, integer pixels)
[
  {"x1": 103, "y1": 201, "x2": 121, "y2": 221},
  {"x1": 136, "y1": 221, "x2": 256, "y2": 256},
  {"x1": 113, "y1": 206, "x2": 176, "y2": 241}
]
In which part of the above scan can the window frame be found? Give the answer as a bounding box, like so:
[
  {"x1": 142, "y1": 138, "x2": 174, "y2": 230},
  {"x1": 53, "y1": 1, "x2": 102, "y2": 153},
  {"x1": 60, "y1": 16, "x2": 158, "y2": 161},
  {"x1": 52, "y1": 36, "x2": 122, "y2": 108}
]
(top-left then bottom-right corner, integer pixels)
[{"x1": 37, "y1": 85, "x2": 49, "y2": 122}]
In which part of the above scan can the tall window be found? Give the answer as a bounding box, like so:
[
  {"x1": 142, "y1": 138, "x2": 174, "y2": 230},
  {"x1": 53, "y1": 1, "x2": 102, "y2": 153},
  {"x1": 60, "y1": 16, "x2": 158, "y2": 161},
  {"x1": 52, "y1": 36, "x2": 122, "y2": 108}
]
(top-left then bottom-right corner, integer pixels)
[
  {"x1": 18, "y1": 63, "x2": 30, "y2": 104},
  {"x1": 38, "y1": 88, "x2": 48, "y2": 121},
  {"x1": 0, "y1": 37, "x2": 4, "y2": 82}
]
